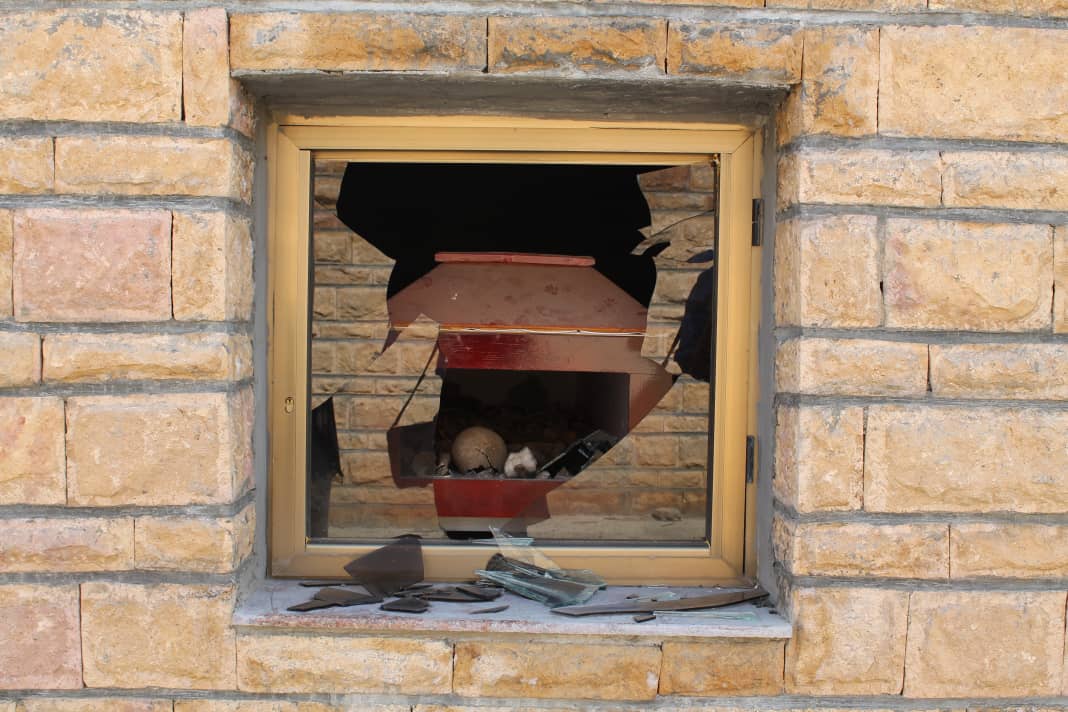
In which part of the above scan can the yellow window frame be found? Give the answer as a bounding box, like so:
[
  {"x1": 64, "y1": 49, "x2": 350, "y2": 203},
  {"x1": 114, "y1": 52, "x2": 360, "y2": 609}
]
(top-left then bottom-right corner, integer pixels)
[{"x1": 267, "y1": 115, "x2": 763, "y2": 584}]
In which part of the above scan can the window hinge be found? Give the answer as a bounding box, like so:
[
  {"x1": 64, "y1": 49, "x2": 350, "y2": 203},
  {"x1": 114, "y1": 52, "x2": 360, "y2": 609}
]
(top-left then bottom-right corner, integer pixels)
[
  {"x1": 751, "y1": 198, "x2": 763, "y2": 247},
  {"x1": 745, "y1": 435, "x2": 756, "y2": 483}
]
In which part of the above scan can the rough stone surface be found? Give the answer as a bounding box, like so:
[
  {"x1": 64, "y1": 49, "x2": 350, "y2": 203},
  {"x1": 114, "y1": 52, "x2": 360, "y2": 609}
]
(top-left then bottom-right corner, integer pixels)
[
  {"x1": 865, "y1": 405, "x2": 1068, "y2": 513},
  {"x1": 0, "y1": 516, "x2": 133, "y2": 573},
  {"x1": 774, "y1": 404, "x2": 864, "y2": 512},
  {"x1": 904, "y1": 591, "x2": 1067, "y2": 697},
  {"x1": 173, "y1": 212, "x2": 255, "y2": 322},
  {"x1": 56, "y1": 137, "x2": 252, "y2": 202},
  {"x1": 454, "y1": 641, "x2": 660, "y2": 700},
  {"x1": 82, "y1": 583, "x2": 236, "y2": 689},
  {"x1": 778, "y1": 148, "x2": 942, "y2": 209},
  {"x1": 0, "y1": 10, "x2": 181, "y2": 122},
  {"x1": 237, "y1": 634, "x2": 452, "y2": 694},
  {"x1": 18, "y1": 700, "x2": 172, "y2": 712},
  {"x1": 0, "y1": 332, "x2": 40, "y2": 387},
  {"x1": 135, "y1": 505, "x2": 254, "y2": 573},
  {"x1": 786, "y1": 587, "x2": 909, "y2": 695},
  {"x1": 13, "y1": 209, "x2": 172, "y2": 323},
  {"x1": 660, "y1": 640, "x2": 785, "y2": 695},
  {"x1": 43, "y1": 332, "x2": 251, "y2": 383},
  {"x1": 230, "y1": 13, "x2": 485, "y2": 72},
  {"x1": 771, "y1": 0, "x2": 924, "y2": 10},
  {"x1": 0, "y1": 210, "x2": 10, "y2": 318},
  {"x1": 1057, "y1": 225, "x2": 1068, "y2": 333},
  {"x1": 490, "y1": 17, "x2": 665, "y2": 75},
  {"x1": 951, "y1": 523, "x2": 1068, "y2": 578},
  {"x1": 931, "y1": 343, "x2": 1068, "y2": 399},
  {"x1": 880, "y1": 26, "x2": 1068, "y2": 141},
  {"x1": 0, "y1": 137, "x2": 53, "y2": 194},
  {"x1": 0, "y1": 585, "x2": 82, "y2": 690},
  {"x1": 177, "y1": 703, "x2": 400, "y2": 712},
  {"x1": 784, "y1": 521, "x2": 949, "y2": 578},
  {"x1": 942, "y1": 151, "x2": 1068, "y2": 211},
  {"x1": 883, "y1": 219, "x2": 1052, "y2": 331},
  {"x1": 668, "y1": 22, "x2": 801, "y2": 84},
  {"x1": 184, "y1": 8, "x2": 254, "y2": 136},
  {"x1": 774, "y1": 215, "x2": 881, "y2": 328},
  {"x1": 776, "y1": 27, "x2": 879, "y2": 145},
  {"x1": 929, "y1": 0, "x2": 1068, "y2": 15},
  {"x1": 777, "y1": 337, "x2": 928, "y2": 396},
  {"x1": 66, "y1": 393, "x2": 237, "y2": 506},
  {"x1": 0, "y1": 397, "x2": 66, "y2": 505}
]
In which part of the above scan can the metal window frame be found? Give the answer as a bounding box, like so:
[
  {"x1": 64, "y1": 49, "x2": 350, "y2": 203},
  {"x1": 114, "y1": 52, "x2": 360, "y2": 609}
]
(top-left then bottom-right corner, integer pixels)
[{"x1": 267, "y1": 115, "x2": 762, "y2": 583}]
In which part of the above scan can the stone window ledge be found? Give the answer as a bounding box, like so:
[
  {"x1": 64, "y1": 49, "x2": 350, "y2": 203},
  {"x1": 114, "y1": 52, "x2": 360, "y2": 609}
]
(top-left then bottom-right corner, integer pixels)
[{"x1": 234, "y1": 580, "x2": 792, "y2": 641}]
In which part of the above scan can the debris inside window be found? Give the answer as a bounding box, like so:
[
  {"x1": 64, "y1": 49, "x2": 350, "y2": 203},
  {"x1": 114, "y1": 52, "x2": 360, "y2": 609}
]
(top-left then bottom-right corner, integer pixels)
[{"x1": 309, "y1": 160, "x2": 719, "y2": 543}]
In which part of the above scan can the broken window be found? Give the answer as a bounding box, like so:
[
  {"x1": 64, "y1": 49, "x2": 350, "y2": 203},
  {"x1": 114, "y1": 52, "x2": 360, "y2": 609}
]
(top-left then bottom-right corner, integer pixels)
[
  {"x1": 267, "y1": 118, "x2": 761, "y2": 582},
  {"x1": 308, "y1": 160, "x2": 718, "y2": 544}
]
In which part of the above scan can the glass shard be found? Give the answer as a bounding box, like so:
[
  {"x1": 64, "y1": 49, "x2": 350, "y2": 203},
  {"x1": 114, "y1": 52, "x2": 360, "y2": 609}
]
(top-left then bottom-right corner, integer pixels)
[{"x1": 342, "y1": 534, "x2": 424, "y2": 596}]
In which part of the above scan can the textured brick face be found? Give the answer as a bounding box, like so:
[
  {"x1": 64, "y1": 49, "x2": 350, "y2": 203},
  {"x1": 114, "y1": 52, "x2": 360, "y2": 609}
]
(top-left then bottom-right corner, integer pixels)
[
  {"x1": 905, "y1": 591, "x2": 1067, "y2": 697},
  {"x1": 942, "y1": 151, "x2": 1068, "y2": 210},
  {"x1": 0, "y1": 584, "x2": 82, "y2": 690},
  {"x1": 774, "y1": 404, "x2": 864, "y2": 512},
  {"x1": 13, "y1": 209, "x2": 172, "y2": 323},
  {"x1": 660, "y1": 640, "x2": 785, "y2": 695},
  {"x1": 778, "y1": 148, "x2": 942, "y2": 209},
  {"x1": 0, "y1": 517, "x2": 134, "y2": 573},
  {"x1": 0, "y1": 137, "x2": 53, "y2": 194},
  {"x1": 0, "y1": 10, "x2": 181, "y2": 122},
  {"x1": 0, "y1": 397, "x2": 66, "y2": 505},
  {"x1": 880, "y1": 26, "x2": 1068, "y2": 141},
  {"x1": 490, "y1": 17, "x2": 666, "y2": 75},
  {"x1": 66, "y1": 393, "x2": 238, "y2": 506},
  {"x1": 0, "y1": 210, "x2": 11, "y2": 318},
  {"x1": 230, "y1": 13, "x2": 486, "y2": 72},
  {"x1": 172, "y1": 212, "x2": 255, "y2": 321},
  {"x1": 777, "y1": 337, "x2": 928, "y2": 397},
  {"x1": 81, "y1": 583, "x2": 237, "y2": 689},
  {"x1": 0, "y1": 331, "x2": 40, "y2": 387},
  {"x1": 865, "y1": 405, "x2": 1068, "y2": 513},
  {"x1": 668, "y1": 22, "x2": 802, "y2": 83},
  {"x1": 883, "y1": 220, "x2": 1052, "y2": 331}
]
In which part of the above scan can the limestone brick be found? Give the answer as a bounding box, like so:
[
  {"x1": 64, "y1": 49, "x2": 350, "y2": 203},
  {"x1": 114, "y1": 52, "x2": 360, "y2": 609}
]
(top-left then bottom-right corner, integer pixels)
[
  {"x1": 776, "y1": 27, "x2": 879, "y2": 145},
  {"x1": 1054, "y1": 225, "x2": 1068, "y2": 334},
  {"x1": 865, "y1": 405, "x2": 1068, "y2": 513},
  {"x1": 236, "y1": 634, "x2": 452, "y2": 694},
  {"x1": 230, "y1": 13, "x2": 485, "y2": 72},
  {"x1": 0, "y1": 210, "x2": 10, "y2": 318},
  {"x1": 135, "y1": 504, "x2": 254, "y2": 573},
  {"x1": 942, "y1": 151, "x2": 1068, "y2": 211},
  {"x1": 453, "y1": 640, "x2": 660, "y2": 700},
  {"x1": 668, "y1": 22, "x2": 802, "y2": 84},
  {"x1": 884, "y1": 220, "x2": 1052, "y2": 331},
  {"x1": 66, "y1": 393, "x2": 239, "y2": 506},
  {"x1": 951, "y1": 523, "x2": 1068, "y2": 578},
  {"x1": 774, "y1": 404, "x2": 864, "y2": 512},
  {"x1": 0, "y1": 517, "x2": 133, "y2": 573},
  {"x1": 0, "y1": 138, "x2": 53, "y2": 194},
  {"x1": 490, "y1": 17, "x2": 665, "y2": 75},
  {"x1": 0, "y1": 332, "x2": 40, "y2": 387},
  {"x1": 904, "y1": 591, "x2": 1067, "y2": 697},
  {"x1": 18, "y1": 700, "x2": 171, "y2": 712},
  {"x1": 784, "y1": 521, "x2": 949, "y2": 578},
  {"x1": 786, "y1": 587, "x2": 909, "y2": 694},
  {"x1": 931, "y1": 344, "x2": 1068, "y2": 400},
  {"x1": 184, "y1": 8, "x2": 255, "y2": 136},
  {"x1": 0, "y1": 397, "x2": 66, "y2": 505},
  {"x1": 771, "y1": 0, "x2": 924, "y2": 10},
  {"x1": 55, "y1": 137, "x2": 251, "y2": 203},
  {"x1": 929, "y1": 0, "x2": 1068, "y2": 15},
  {"x1": 82, "y1": 583, "x2": 237, "y2": 689},
  {"x1": 44, "y1": 332, "x2": 250, "y2": 383},
  {"x1": 173, "y1": 212, "x2": 254, "y2": 322},
  {"x1": 777, "y1": 337, "x2": 928, "y2": 397},
  {"x1": 229, "y1": 386, "x2": 255, "y2": 497},
  {"x1": 177, "y1": 703, "x2": 404, "y2": 712},
  {"x1": 633, "y1": 435, "x2": 678, "y2": 466},
  {"x1": 880, "y1": 26, "x2": 1068, "y2": 141},
  {"x1": 0, "y1": 585, "x2": 82, "y2": 690},
  {"x1": 777, "y1": 148, "x2": 942, "y2": 210},
  {"x1": 0, "y1": 10, "x2": 181, "y2": 122},
  {"x1": 660, "y1": 640, "x2": 785, "y2": 695},
  {"x1": 13, "y1": 209, "x2": 171, "y2": 323},
  {"x1": 774, "y1": 215, "x2": 881, "y2": 328}
]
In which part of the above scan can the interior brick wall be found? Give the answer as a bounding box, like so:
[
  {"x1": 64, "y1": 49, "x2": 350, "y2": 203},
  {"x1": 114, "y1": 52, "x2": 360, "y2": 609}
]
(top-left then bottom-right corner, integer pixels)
[{"x1": 0, "y1": 3, "x2": 1066, "y2": 710}]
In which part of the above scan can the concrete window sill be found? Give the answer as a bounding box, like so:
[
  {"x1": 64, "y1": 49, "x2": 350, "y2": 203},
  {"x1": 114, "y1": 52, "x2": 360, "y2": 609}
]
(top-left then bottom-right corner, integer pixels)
[{"x1": 234, "y1": 580, "x2": 792, "y2": 640}]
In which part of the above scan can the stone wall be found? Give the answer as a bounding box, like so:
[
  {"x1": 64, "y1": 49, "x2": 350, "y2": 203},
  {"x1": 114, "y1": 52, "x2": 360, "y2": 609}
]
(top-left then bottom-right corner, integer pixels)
[{"x1": 1, "y1": 3, "x2": 1066, "y2": 710}]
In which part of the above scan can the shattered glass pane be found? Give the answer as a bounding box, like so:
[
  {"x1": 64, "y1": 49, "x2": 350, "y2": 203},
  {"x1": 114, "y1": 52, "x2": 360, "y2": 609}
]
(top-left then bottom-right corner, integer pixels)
[{"x1": 308, "y1": 159, "x2": 717, "y2": 544}]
